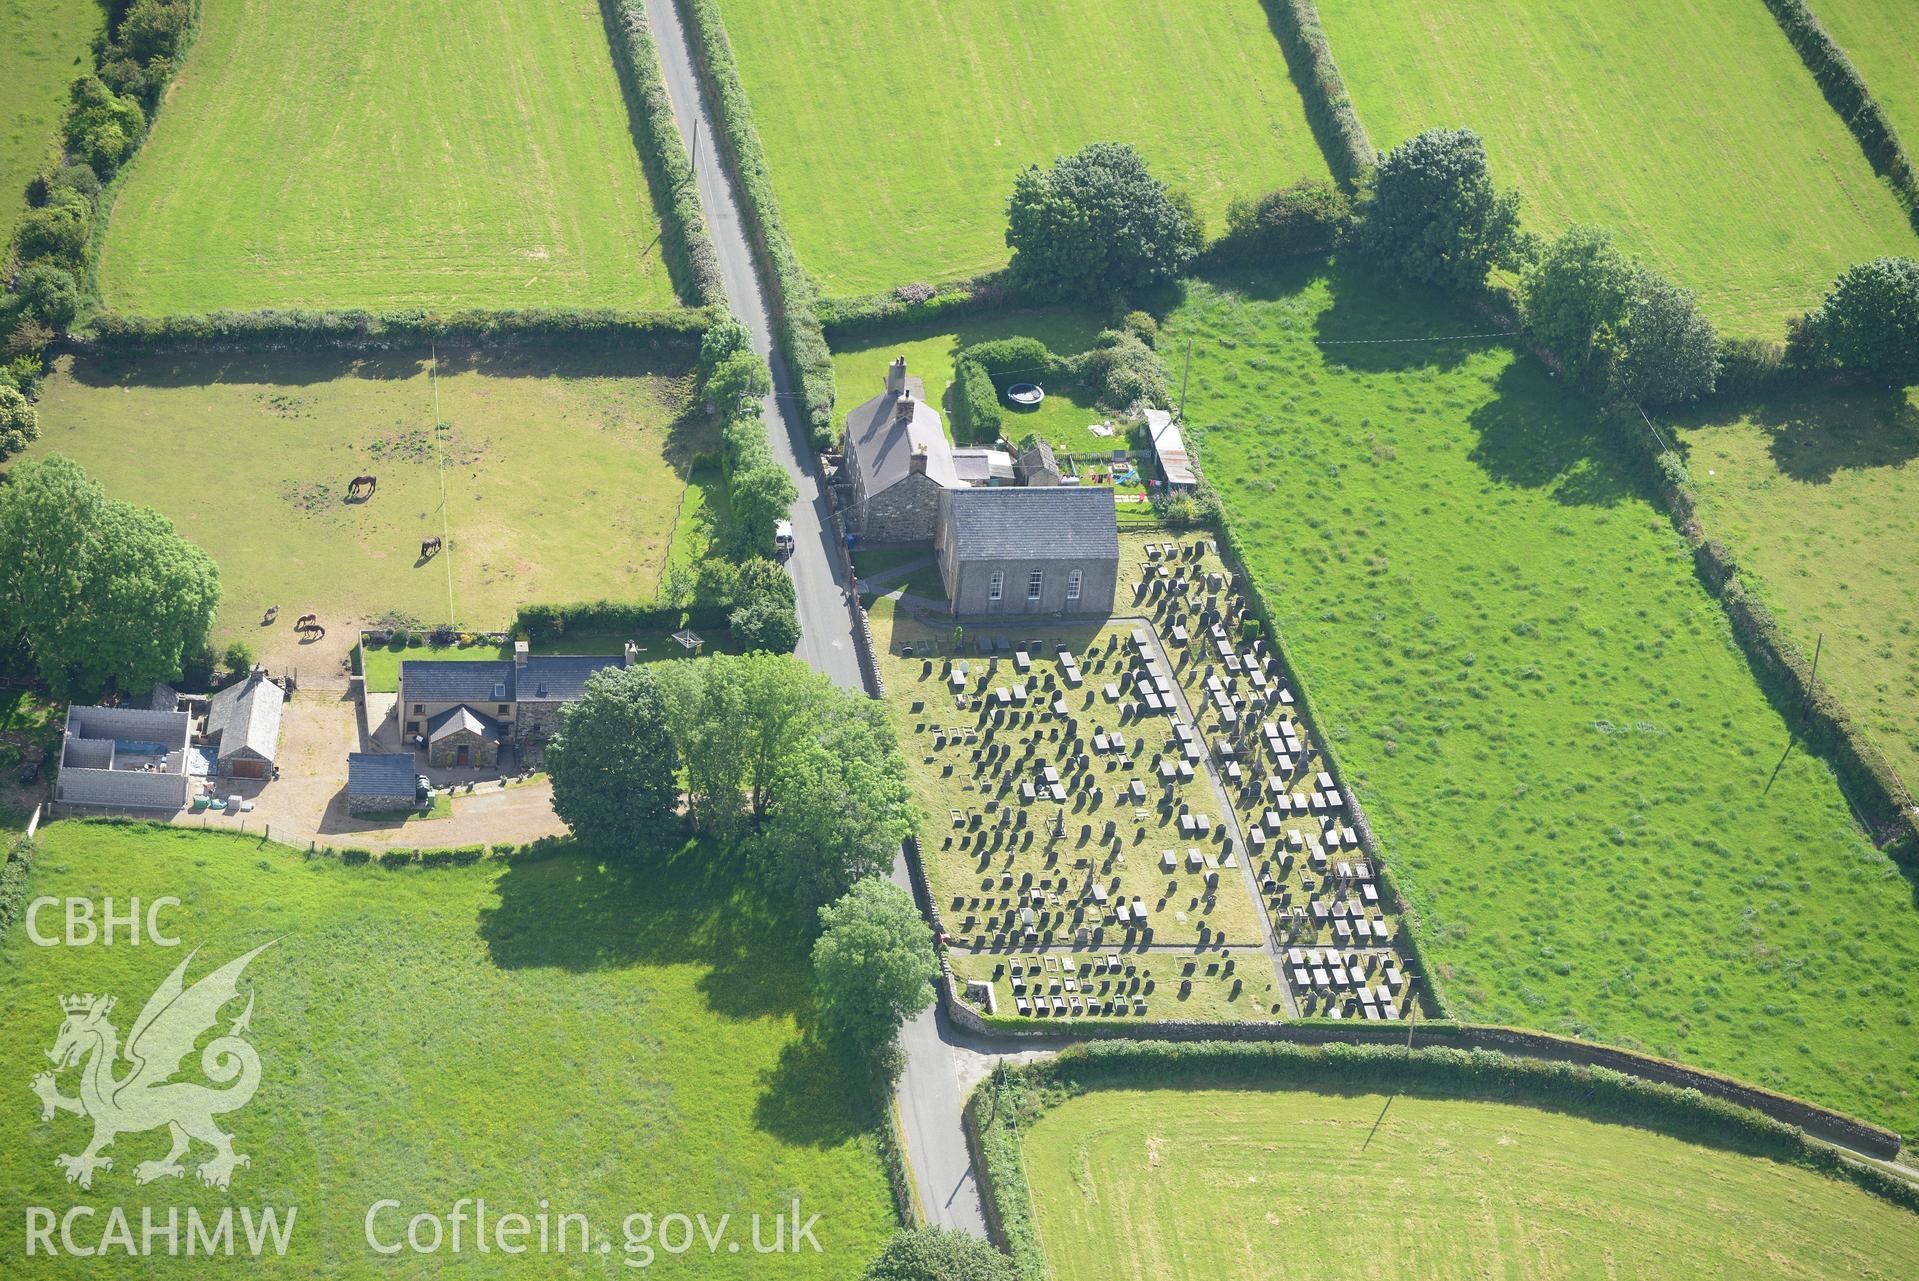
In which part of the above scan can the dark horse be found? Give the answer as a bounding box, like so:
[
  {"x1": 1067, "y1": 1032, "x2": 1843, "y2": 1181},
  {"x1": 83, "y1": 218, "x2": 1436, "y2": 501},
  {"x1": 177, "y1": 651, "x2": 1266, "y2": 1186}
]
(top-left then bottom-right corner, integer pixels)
[
  {"x1": 347, "y1": 474, "x2": 377, "y2": 500},
  {"x1": 420, "y1": 536, "x2": 443, "y2": 560}
]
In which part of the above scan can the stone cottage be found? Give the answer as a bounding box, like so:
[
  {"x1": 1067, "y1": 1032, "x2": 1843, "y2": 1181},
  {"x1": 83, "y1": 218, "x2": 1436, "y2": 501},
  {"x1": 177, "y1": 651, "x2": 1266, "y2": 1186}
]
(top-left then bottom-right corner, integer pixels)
[
  {"x1": 935, "y1": 487, "x2": 1119, "y2": 616},
  {"x1": 347, "y1": 752, "x2": 417, "y2": 814},
  {"x1": 205, "y1": 669, "x2": 283, "y2": 779},
  {"x1": 399, "y1": 641, "x2": 635, "y2": 768},
  {"x1": 840, "y1": 356, "x2": 958, "y2": 542}
]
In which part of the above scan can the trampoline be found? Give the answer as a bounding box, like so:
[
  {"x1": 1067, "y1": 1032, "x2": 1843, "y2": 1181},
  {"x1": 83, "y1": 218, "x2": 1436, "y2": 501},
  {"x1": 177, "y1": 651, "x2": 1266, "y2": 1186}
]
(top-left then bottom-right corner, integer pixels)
[{"x1": 1005, "y1": 383, "x2": 1045, "y2": 407}]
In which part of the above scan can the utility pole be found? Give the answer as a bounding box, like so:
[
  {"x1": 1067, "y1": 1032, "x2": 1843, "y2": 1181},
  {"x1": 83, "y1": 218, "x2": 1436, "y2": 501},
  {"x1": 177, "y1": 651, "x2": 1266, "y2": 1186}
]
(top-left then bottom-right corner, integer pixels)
[
  {"x1": 1177, "y1": 337, "x2": 1193, "y2": 420},
  {"x1": 689, "y1": 114, "x2": 701, "y2": 173}
]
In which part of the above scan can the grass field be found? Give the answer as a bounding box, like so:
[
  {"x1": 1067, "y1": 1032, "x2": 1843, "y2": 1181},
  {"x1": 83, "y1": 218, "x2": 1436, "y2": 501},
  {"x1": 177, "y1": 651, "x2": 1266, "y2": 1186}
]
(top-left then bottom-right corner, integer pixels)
[
  {"x1": 0, "y1": 822, "x2": 894, "y2": 1276},
  {"x1": 1168, "y1": 265, "x2": 1919, "y2": 1133},
  {"x1": 718, "y1": 0, "x2": 1330, "y2": 295},
  {"x1": 0, "y1": 0, "x2": 102, "y2": 251},
  {"x1": 1813, "y1": 0, "x2": 1919, "y2": 149},
  {"x1": 1315, "y1": 0, "x2": 1919, "y2": 337},
  {"x1": 26, "y1": 347, "x2": 710, "y2": 642},
  {"x1": 1670, "y1": 387, "x2": 1919, "y2": 793},
  {"x1": 100, "y1": 0, "x2": 682, "y2": 312},
  {"x1": 1020, "y1": 1087, "x2": 1919, "y2": 1280}
]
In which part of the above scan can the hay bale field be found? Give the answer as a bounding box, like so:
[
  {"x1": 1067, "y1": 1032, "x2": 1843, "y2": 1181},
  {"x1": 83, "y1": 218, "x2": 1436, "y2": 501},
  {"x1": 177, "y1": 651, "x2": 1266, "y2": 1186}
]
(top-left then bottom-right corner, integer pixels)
[
  {"x1": 99, "y1": 0, "x2": 683, "y2": 312},
  {"x1": 1315, "y1": 0, "x2": 1919, "y2": 337},
  {"x1": 1019, "y1": 1087, "x2": 1919, "y2": 1280},
  {"x1": 713, "y1": 0, "x2": 1332, "y2": 295}
]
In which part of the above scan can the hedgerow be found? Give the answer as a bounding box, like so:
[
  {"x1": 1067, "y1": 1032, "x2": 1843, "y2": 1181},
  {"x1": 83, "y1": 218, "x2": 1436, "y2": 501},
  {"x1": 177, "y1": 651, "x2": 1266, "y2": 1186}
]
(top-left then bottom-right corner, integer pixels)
[
  {"x1": 675, "y1": 0, "x2": 835, "y2": 446},
  {"x1": 601, "y1": 0, "x2": 724, "y2": 306},
  {"x1": 1760, "y1": 0, "x2": 1919, "y2": 231},
  {"x1": 1264, "y1": 0, "x2": 1375, "y2": 185},
  {"x1": 80, "y1": 306, "x2": 708, "y2": 352}
]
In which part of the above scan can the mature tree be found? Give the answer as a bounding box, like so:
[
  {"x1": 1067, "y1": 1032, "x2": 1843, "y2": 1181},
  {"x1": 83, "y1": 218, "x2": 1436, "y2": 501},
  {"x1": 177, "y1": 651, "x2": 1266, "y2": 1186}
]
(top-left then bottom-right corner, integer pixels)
[
  {"x1": 1005, "y1": 143, "x2": 1198, "y2": 294},
  {"x1": 0, "y1": 385, "x2": 39, "y2": 459},
  {"x1": 813, "y1": 876, "x2": 936, "y2": 1049},
  {"x1": 754, "y1": 694, "x2": 912, "y2": 908},
  {"x1": 1361, "y1": 128, "x2": 1529, "y2": 292},
  {"x1": 1794, "y1": 256, "x2": 1919, "y2": 384},
  {"x1": 729, "y1": 596, "x2": 799, "y2": 654},
  {"x1": 726, "y1": 450, "x2": 797, "y2": 553},
  {"x1": 1522, "y1": 225, "x2": 1634, "y2": 388},
  {"x1": 1617, "y1": 267, "x2": 1718, "y2": 405},
  {"x1": 63, "y1": 76, "x2": 145, "y2": 177},
  {"x1": 545, "y1": 666, "x2": 681, "y2": 852},
  {"x1": 659, "y1": 653, "x2": 912, "y2": 905},
  {"x1": 0, "y1": 455, "x2": 218, "y2": 699},
  {"x1": 13, "y1": 200, "x2": 90, "y2": 273},
  {"x1": 863, "y1": 1228, "x2": 1019, "y2": 1281},
  {"x1": 15, "y1": 264, "x2": 81, "y2": 330},
  {"x1": 699, "y1": 312, "x2": 753, "y2": 380}
]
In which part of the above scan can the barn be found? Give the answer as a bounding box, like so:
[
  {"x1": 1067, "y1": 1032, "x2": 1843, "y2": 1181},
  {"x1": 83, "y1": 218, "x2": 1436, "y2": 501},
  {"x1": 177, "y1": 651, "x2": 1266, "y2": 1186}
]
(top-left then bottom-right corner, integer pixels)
[{"x1": 206, "y1": 670, "x2": 284, "y2": 779}]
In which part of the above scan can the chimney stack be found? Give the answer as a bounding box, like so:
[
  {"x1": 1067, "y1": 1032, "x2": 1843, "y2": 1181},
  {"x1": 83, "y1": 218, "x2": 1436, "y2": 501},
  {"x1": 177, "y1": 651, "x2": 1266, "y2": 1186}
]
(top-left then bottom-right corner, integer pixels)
[
  {"x1": 895, "y1": 390, "x2": 918, "y2": 424},
  {"x1": 909, "y1": 443, "x2": 929, "y2": 476},
  {"x1": 885, "y1": 356, "x2": 907, "y2": 394},
  {"x1": 514, "y1": 640, "x2": 529, "y2": 670}
]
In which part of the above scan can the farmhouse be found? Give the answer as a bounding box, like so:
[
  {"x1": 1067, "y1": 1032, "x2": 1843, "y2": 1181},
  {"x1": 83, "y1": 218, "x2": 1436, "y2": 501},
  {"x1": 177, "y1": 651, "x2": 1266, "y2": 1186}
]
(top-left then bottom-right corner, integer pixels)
[
  {"x1": 840, "y1": 357, "x2": 958, "y2": 542},
  {"x1": 204, "y1": 669, "x2": 284, "y2": 779},
  {"x1": 346, "y1": 752, "x2": 418, "y2": 814},
  {"x1": 936, "y1": 487, "x2": 1119, "y2": 616},
  {"x1": 399, "y1": 640, "x2": 635, "y2": 767},
  {"x1": 55, "y1": 704, "x2": 193, "y2": 811}
]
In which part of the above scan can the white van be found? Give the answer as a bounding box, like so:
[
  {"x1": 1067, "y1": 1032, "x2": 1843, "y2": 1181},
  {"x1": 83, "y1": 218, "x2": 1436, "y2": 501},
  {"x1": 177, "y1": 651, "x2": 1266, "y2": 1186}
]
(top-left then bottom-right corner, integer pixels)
[{"x1": 773, "y1": 519, "x2": 794, "y2": 558}]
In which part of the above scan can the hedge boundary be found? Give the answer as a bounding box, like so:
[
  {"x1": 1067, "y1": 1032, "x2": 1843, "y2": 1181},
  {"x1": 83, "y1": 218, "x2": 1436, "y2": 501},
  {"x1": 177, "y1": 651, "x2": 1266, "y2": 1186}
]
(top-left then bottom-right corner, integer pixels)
[
  {"x1": 966, "y1": 1039, "x2": 1917, "y2": 1278},
  {"x1": 600, "y1": 0, "x2": 725, "y2": 307},
  {"x1": 818, "y1": 274, "x2": 1019, "y2": 343},
  {"x1": 1609, "y1": 408, "x2": 1919, "y2": 861},
  {"x1": 1760, "y1": 0, "x2": 1919, "y2": 232},
  {"x1": 674, "y1": 0, "x2": 835, "y2": 445},
  {"x1": 76, "y1": 305, "x2": 710, "y2": 354},
  {"x1": 1261, "y1": 0, "x2": 1375, "y2": 185},
  {"x1": 513, "y1": 598, "x2": 729, "y2": 642}
]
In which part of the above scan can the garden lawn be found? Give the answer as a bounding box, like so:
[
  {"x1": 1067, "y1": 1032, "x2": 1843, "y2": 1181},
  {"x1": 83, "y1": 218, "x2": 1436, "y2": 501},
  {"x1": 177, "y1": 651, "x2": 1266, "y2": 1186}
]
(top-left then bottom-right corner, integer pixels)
[
  {"x1": 27, "y1": 346, "x2": 710, "y2": 642},
  {"x1": 1168, "y1": 265, "x2": 1919, "y2": 1133},
  {"x1": 0, "y1": 821, "x2": 895, "y2": 1277},
  {"x1": 1811, "y1": 0, "x2": 1919, "y2": 148},
  {"x1": 99, "y1": 0, "x2": 682, "y2": 311},
  {"x1": 0, "y1": 0, "x2": 101, "y2": 250},
  {"x1": 1315, "y1": 0, "x2": 1919, "y2": 337},
  {"x1": 1020, "y1": 1087, "x2": 1919, "y2": 1281},
  {"x1": 1670, "y1": 387, "x2": 1919, "y2": 794},
  {"x1": 717, "y1": 0, "x2": 1330, "y2": 295},
  {"x1": 830, "y1": 309, "x2": 1121, "y2": 454}
]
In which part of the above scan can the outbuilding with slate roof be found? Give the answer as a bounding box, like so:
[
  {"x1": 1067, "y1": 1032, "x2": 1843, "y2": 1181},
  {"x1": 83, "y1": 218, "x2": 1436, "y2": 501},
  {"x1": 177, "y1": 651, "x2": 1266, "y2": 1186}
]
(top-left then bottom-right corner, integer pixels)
[
  {"x1": 205, "y1": 669, "x2": 284, "y2": 779},
  {"x1": 935, "y1": 486, "x2": 1119, "y2": 616},
  {"x1": 347, "y1": 752, "x2": 418, "y2": 814}
]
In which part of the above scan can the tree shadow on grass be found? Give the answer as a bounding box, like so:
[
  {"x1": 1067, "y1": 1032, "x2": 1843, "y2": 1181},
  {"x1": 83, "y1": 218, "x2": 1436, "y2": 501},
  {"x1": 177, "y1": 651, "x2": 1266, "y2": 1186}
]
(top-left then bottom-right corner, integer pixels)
[
  {"x1": 751, "y1": 1035, "x2": 883, "y2": 1149},
  {"x1": 1466, "y1": 361, "x2": 1634, "y2": 508},
  {"x1": 1315, "y1": 262, "x2": 1498, "y2": 376},
  {"x1": 475, "y1": 840, "x2": 800, "y2": 1023},
  {"x1": 1673, "y1": 386, "x2": 1919, "y2": 485}
]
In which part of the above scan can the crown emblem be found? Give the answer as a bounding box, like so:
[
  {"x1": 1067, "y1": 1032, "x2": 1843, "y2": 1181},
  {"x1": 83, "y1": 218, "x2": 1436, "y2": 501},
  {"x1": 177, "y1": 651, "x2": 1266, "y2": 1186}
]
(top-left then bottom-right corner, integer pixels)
[{"x1": 61, "y1": 993, "x2": 103, "y2": 1015}]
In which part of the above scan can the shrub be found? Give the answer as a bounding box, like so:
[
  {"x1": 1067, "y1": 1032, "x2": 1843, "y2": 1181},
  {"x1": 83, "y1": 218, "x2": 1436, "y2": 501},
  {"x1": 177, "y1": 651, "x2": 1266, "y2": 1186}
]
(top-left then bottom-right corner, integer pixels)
[
  {"x1": 44, "y1": 161, "x2": 100, "y2": 204},
  {"x1": 221, "y1": 639, "x2": 255, "y2": 677},
  {"x1": 1361, "y1": 128, "x2": 1530, "y2": 293},
  {"x1": 1076, "y1": 330, "x2": 1169, "y2": 411},
  {"x1": 339, "y1": 848, "x2": 373, "y2": 865},
  {"x1": 1717, "y1": 336, "x2": 1788, "y2": 397},
  {"x1": 3, "y1": 319, "x2": 55, "y2": 362},
  {"x1": 15, "y1": 265, "x2": 80, "y2": 330},
  {"x1": 950, "y1": 356, "x2": 999, "y2": 443},
  {"x1": 0, "y1": 386, "x2": 38, "y2": 461},
  {"x1": 730, "y1": 596, "x2": 799, "y2": 654},
  {"x1": 1120, "y1": 310, "x2": 1158, "y2": 346},
  {"x1": 63, "y1": 75, "x2": 146, "y2": 178},
  {"x1": 1005, "y1": 143, "x2": 1199, "y2": 295},
  {"x1": 707, "y1": 348, "x2": 772, "y2": 414},
  {"x1": 378, "y1": 849, "x2": 414, "y2": 868},
  {"x1": 1223, "y1": 177, "x2": 1354, "y2": 258},
  {"x1": 861, "y1": 1228, "x2": 1019, "y2": 1281},
  {"x1": 699, "y1": 312, "x2": 753, "y2": 380},
  {"x1": 14, "y1": 201, "x2": 91, "y2": 273}
]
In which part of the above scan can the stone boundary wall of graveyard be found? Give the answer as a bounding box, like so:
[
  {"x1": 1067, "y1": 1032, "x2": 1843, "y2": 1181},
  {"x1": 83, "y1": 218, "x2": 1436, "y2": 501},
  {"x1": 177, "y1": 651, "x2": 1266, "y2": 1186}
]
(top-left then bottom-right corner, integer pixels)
[
  {"x1": 874, "y1": 527, "x2": 1430, "y2": 1027},
  {"x1": 963, "y1": 1040, "x2": 1912, "y2": 1279}
]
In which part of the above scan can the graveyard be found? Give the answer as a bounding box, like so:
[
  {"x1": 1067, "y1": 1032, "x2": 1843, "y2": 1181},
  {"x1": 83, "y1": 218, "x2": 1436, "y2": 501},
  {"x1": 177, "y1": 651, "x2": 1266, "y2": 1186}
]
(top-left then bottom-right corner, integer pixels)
[{"x1": 869, "y1": 529, "x2": 1412, "y2": 1024}]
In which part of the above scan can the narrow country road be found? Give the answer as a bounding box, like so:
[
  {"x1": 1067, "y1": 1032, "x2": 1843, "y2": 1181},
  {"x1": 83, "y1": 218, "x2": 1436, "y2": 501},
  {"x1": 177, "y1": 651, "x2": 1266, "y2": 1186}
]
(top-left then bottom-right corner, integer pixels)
[{"x1": 640, "y1": 0, "x2": 991, "y2": 1236}]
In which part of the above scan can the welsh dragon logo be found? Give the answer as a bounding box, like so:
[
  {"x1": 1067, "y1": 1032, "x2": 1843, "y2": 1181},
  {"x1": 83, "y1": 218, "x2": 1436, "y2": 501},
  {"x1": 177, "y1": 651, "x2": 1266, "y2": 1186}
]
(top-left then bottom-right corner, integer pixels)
[{"x1": 30, "y1": 942, "x2": 273, "y2": 1191}]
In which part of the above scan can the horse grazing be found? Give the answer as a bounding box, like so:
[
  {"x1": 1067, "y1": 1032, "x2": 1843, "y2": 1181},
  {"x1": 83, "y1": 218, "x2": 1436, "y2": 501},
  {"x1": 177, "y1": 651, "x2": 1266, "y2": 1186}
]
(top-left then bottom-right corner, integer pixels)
[
  {"x1": 420, "y1": 536, "x2": 443, "y2": 560},
  {"x1": 293, "y1": 612, "x2": 318, "y2": 632},
  {"x1": 347, "y1": 474, "x2": 377, "y2": 499},
  {"x1": 262, "y1": 605, "x2": 279, "y2": 625}
]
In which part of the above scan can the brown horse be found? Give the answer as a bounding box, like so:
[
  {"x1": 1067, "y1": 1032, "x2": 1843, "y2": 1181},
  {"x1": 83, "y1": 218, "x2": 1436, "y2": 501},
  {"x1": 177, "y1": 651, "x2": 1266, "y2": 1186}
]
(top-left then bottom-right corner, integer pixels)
[
  {"x1": 294, "y1": 612, "x2": 319, "y2": 632},
  {"x1": 420, "y1": 536, "x2": 443, "y2": 560},
  {"x1": 347, "y1": 474, "x2": 377, "y2": 500}
]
